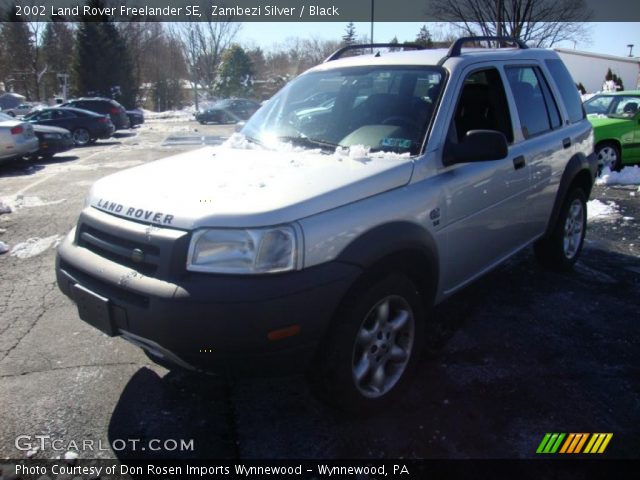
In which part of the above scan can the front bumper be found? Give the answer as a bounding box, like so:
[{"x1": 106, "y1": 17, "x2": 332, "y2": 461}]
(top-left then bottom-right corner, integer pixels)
[{"x1": 55, "y1": 225, "x2": 361, "y2": 375}]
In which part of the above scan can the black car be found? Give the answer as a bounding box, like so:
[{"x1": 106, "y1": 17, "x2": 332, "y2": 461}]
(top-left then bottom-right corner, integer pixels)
[
  {"x1": 195, "y1": 98, "x2": 260, "y2": 124},
  {"x1": 127, "y1": 109, "x2": 144, "y2": 127},
  {"x1": 31, "y1": 124, "x2": 74, "y2": 159},
  {"x1": 60, "y1": 97, "x2": 130, "y2": 130},
  {"x1": 24, "y1": 107, "x2": 115, "y2": 146}
]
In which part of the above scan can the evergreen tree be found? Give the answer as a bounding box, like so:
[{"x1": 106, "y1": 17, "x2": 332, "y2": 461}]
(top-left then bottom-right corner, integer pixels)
[
  {"x1": 604, "y1": 68, "x2": 613, "y2": 81},
  {"x1": 41, "y1": 22, "x2": 75, "y2": 100},
  {"x1": 215, "y1": 44, "x2": 254, "y2": 98},
  {"x1": 415, "y1": 25, "x2": 433, "y2": 48},
  {"x1": 389, "y1": 36, "x2": 400, "y2": 52},
  {"x1": 73, "y1": 0, "x2": 137, "y2": 107},
  {"x1": 0, "y1": 8, "x2": 34, "y2": 98},
  {"x1": 342, "y1": 22, "x2": 357, "y2": 46}
]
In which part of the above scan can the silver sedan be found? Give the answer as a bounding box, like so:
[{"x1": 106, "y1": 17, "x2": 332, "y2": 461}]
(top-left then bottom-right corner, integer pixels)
[{"x1": 0, "y1": 112, "x2": 39, "y2": 164}]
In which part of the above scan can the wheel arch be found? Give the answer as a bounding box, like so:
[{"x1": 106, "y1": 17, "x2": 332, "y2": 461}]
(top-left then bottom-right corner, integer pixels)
[
  {"x1": 543, "y1": 152, "x2": 597, "y2": 239},
  {"x1": 595, "y1": 138, "x2": 622, "y2": 159},
  {"x1": 335, "y1": 221, "x2": 440, "y2": 310}
]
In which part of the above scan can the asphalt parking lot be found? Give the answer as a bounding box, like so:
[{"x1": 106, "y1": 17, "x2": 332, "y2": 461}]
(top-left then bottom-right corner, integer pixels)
[{"x1": 0, "y1": 119, "x2": 638, "y2": 462}]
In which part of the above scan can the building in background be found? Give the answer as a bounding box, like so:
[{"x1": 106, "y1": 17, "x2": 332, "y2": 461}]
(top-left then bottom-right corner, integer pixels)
[{"x1": 553, "y1": 48, "x2": 640, "y2": 93}]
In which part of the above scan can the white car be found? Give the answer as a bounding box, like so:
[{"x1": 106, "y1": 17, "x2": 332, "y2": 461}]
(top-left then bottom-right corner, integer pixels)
[
  {"x1": 0, "y1": 112, "x2": 39, "y2": 164},
  {"x1": 2, "y1": 103, "x2": 44, "y2": 117}
]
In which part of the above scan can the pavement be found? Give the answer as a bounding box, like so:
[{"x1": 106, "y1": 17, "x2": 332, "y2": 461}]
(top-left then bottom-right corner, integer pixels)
[{"x1": 0, "y1": 120, "x2": 638, "y2": 462}]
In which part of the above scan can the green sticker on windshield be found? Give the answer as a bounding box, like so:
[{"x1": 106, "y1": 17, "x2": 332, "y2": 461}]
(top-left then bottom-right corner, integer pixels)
[{"x1": 381, "y1": 137, "x2": 412, "y2": 149}]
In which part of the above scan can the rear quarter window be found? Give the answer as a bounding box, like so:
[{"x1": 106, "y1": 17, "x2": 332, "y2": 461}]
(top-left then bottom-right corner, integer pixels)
[{"x1": 545, "y1": 58, "x2": 585, "y2": 124}]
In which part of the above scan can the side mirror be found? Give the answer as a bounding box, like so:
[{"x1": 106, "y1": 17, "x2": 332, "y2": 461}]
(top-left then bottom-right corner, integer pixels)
[{"x1": 443, "y1": 130, "x2": 509, "y2": 166}]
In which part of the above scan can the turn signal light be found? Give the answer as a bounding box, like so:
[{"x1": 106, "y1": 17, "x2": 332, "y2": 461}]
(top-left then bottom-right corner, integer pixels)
[{"x1": 267, "y1": 325, "x2": 301, "y2": 341}]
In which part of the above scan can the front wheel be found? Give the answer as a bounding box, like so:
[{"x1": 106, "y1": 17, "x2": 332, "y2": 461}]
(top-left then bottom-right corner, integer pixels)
[
  {"x1": 534, "y1": 188, "x2": 587, "y2": 271},
  {"x1": 596, "y1": 142, "x2": 621, "y2": 172},
  {"x1": 309, "y1": 273, "x2": 424, "y2": 413}
]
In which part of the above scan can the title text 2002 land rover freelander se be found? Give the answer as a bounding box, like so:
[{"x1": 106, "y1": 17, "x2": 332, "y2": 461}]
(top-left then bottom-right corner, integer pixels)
[{"x1": 56, "y1": 38, "x2": 597, "y2": 411}]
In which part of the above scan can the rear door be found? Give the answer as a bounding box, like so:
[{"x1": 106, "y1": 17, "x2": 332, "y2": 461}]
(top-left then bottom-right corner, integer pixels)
[{"x1": 502, "y1": 62, "x2": 569, "y2": 240}]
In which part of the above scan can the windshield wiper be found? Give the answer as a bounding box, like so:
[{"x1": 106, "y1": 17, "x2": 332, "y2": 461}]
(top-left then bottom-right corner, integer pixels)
[{"x1": 277, "y1": 136, "x2": 339, "y2": 151}]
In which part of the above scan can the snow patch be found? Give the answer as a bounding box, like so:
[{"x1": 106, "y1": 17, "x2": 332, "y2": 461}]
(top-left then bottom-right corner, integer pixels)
[
  {"x1": 0, "y1": 199, "x2": 11, "y2": 214},
  {"x1": 63, "y1": 451, "x2": 79, "y2": 461},
  {"x1": 4, "y1": 195, "x2": 66, "y2": 210},
  {"x1": 10, "y1": 234, "x2": 62, "y2": 259},
  {"x1": 596, "y1": 166, "x2": 640, "y2": 186},
  {"x1": 0, "y1": 241, "x2": 8, "y2": 254},
  {"x1": 587, "y1": 199, "x2": 620, "y2": 222}
]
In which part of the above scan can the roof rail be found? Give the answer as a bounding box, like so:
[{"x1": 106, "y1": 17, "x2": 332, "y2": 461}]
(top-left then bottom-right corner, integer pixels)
[
  {"x1": 324, "y1": 43, "x2": 424, "y2": 63},
  {"x1": 447, "y1": 36, "x2": 527, "y2": 57}
]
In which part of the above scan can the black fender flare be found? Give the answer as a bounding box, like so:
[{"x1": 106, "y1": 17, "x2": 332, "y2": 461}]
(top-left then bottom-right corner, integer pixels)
[
  {"x1": 543, "y1": 151, "x2": 597, "y2": 238},
  {"x1": 336, "y1": 221, "x2": 440, "y2": 305}
]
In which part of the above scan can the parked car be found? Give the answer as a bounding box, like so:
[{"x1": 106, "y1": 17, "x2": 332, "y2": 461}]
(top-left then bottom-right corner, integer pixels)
[
  {"x1": 57, "y1": 38, "x2": 596, "y2": 412},
  {"x1": 0, "y1": 112, "x2": 39, "y2": 164},
  {"x1": 195, "y1": 98, "x2": 260, "y2": 124},
  {"x1": 584, "y1": 90, "x2": 640, "y2": 170},
  {"x1": 60, "y1": 97, "x2": 130, "y2": 130},
  {"x1": 24, "y1": 107, "x2": 115, "y2": 146},
  {"x1": 126, "y1": 109, "x2": 144, "y2": 128},
  {"x1": 2, "y1": 102, "x2": 44, "y2": 117},
  {"x1": 31, "y1": 124, "x2": 74, "y2": 159}
]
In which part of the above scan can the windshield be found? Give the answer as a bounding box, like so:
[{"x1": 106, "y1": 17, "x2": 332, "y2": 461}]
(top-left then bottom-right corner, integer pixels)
[
  {"x1": 585, "y1": 94, "x2": 640, "y2": 117},
  {"x1": 242, "y1": 66, "x2": 444, "y2": 155}
]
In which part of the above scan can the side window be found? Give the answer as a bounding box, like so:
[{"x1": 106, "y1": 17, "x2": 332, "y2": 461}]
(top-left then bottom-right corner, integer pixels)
[
  {"x1": 505, "y1": 66, "x2": 555, "y2": 139},
  {"x1": 450, "y1": 68, "x2": 514, "y2": 143},
  {"x1": 545, "y1": 58, "x2": 585, "y2": 124}
]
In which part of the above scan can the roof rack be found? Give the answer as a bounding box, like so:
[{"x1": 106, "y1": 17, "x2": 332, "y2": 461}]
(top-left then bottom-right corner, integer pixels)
[
  {"x1": 445, "y1": 36, "x2": 528, "y2": 59},
  {"x1": 324, "y1": 43, "x2": 424, "y2": 63}
]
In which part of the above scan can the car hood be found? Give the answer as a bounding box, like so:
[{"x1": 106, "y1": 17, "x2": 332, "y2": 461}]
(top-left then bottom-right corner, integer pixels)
[
  {"x1": 88, "y1": 144, "x2": 414, "y2": 229},
  {"x1": 32, "y1": 124, "x2": 70, "y2": 134}
]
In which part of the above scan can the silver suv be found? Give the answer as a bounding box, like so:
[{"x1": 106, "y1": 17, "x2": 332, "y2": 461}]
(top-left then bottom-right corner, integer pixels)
[{"x1": 56, "y1": 37, "x2": 597, "y2": 411}]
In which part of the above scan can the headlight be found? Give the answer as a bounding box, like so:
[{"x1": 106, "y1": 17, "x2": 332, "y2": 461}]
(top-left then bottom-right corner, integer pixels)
[
  {"x1": 187, "y1": 225, "x2": 298, "y2": 274},
  {"x1": 42, "y1": 133, "x2": 62, "y2": 139}
]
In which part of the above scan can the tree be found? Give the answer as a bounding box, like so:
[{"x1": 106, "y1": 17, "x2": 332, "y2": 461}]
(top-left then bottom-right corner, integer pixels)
[
  {"x1": 41, "y1": 22, "x2": 75, "y2": 100},
  {"x1": 0, "y1": 8, "x2": 35, "y2": 98},
  {"x1": 170, "y1": 19, "x2": 240, "y2": 108},
  {"x1": 388, "y1": 36, "x2": 400, "y2": 52},
  {"x1": 431, "y1": 0, "x2": 592, "y2": 48},
  {"x1": 215, "y1": 44, "x2": 253, "y2": 98},
  {"x1": 73, "y1": 0, "x2": 137, "y2": 107},
  {"x1": 415, "y1": 25, "x2": 434, "y2": 48},
  {"x1": 342, "y1": 22, "x2": 356, "y2": 46}
]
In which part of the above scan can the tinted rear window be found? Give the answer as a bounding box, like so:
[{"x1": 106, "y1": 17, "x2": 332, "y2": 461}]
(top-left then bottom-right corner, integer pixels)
[{"x1": 545, "y1": 59, "x2": 585, "y2": 124}]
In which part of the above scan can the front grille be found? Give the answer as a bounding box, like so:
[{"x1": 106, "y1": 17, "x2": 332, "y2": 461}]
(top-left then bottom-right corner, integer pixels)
[{"x1": 78, "y1": 224, "x2": 160, "y2": 275}]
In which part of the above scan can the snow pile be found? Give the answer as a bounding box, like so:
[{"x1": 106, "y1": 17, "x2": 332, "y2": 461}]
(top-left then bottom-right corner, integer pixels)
[
  {"x1": 10, "y1": 235, "x2": 61, "y2": 259},
  {"x1": 581, "y1": 93, "x2": 596, "y2": 102},
  {"x1": 587, "y1": 199, "x2": 620, "y2": 222},
  {"x1": 0, "y1": 241, "x2": 9, "y2": 254},
  {"x1": 223, "y1": 133, "x2": 260, "y2": 150},
  {"x1": 142, "y1": 107, "x2": 194, "y2": 121},
  {"x1": 333, "y1": 145, "x2": 411, "y2": 163},
  {"x1": 0, "y1": 199, "x2": 11, "y2": 214},
  {"x1": 596, "y1": 166, "x2": 640, "y2": 186}
]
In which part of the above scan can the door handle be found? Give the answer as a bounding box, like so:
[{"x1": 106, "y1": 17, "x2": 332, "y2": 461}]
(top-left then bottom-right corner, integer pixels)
[
  {"x1": 562, "y1": 137, "x2": 572, "y2": 149},
  {"x1": 513, "y1": 155, "x2": 526, "y2": 170}
]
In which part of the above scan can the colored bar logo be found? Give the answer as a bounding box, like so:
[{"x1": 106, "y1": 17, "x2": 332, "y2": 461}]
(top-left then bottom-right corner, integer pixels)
[{"x1": 536, "y1": 433, "x2": 613, "y2": 454}]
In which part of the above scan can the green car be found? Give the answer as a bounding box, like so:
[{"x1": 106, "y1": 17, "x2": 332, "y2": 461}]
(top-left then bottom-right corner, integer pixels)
[{"x1": 584, "y1": 90, "x2": 640, "y2": 171}]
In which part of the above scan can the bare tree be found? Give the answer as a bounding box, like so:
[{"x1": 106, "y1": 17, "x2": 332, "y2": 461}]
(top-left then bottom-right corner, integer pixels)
[
  {"x1": 431, "y1": 0, "x2": 592, "y2": 48},
  {"x1": 169, "y1": 18, "x2": 240, "y2": 109}
]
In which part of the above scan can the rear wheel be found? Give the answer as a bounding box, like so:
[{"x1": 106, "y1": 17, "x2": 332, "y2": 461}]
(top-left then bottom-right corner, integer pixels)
[
  {"x1": 596, "y1": 142, "x2": 621, "y2": 171},
  {"x1": 309, "y1": 273, "x2": 424, "y2": 413},
  {"x1": 72, "y1": 128, "x2": 91, "y2": 146},
  {"x1": 534, "y1": 188, "x2": 587, "y2": 271}
]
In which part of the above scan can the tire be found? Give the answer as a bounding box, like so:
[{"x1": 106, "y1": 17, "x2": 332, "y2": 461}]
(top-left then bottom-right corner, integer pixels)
[
  {"x1": 72, "y1": 128, "x2": 91, "y2": 146},
  {"x1": 309, "y1": 273, "x2": 425, "y2": 413},
  {"x1": 596, "y1": 142, "x2": 621, "y2": 172},
  {"x1": 534, "y1": 188, "x2": 587, "y2": 272}
]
